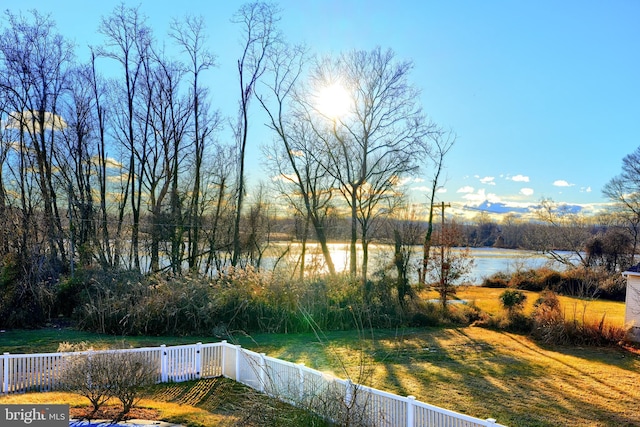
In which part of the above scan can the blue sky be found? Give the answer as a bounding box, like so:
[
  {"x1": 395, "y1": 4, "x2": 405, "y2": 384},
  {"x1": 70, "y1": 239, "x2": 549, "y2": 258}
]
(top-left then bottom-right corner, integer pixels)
[{"x1": 12, "y1": 0, "x2": 640, "y2": 217}]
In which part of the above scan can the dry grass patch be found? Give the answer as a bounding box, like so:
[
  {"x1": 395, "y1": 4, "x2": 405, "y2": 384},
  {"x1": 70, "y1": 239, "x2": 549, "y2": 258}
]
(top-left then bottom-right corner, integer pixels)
[
  {"x1": 421, "y1": 286, "x2": 626, "y2": 326},
  {"x1": 0, "y1": 388, "x2": 230, "y2": 426}
]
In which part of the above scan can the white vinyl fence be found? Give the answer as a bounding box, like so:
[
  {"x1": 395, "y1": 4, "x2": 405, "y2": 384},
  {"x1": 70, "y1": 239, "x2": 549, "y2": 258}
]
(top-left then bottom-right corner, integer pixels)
[{"x1": 1, "y1": 341, "x2": 505, "y2": 427}]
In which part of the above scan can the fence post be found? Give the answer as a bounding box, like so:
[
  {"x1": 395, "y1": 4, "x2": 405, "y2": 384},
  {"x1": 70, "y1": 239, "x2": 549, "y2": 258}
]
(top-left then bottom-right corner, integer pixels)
[
  {"x1": 195, "y1": 342, "x2": 202, "y2": 379},
  {"x1": 406, "y1": 395, "x2": 416, "y2": 427},
  {"x1": 235, "y1": 345, "x2": 242, "y2": 383},
  {"x1": 298, "y1": 363, "x2": 305, "y2": 402},
  {"x1": 160, "y1": 345, "x2": 168, "y2": 383},
  {"x1": 345, "y1": 379, "x2": 354, "y2": 407},
  {"x1": 2, "y1": 353, "x2": 8, "y2": 394},
  {"x1": 485, "y1": 418, "x2": 497, "y2": 426},
  {"x1": 221, "y1": 341, "x2": 227, "y2": 378},
  {"x1": 260, "y1": 353, "x2": 267, "y2": 393}
]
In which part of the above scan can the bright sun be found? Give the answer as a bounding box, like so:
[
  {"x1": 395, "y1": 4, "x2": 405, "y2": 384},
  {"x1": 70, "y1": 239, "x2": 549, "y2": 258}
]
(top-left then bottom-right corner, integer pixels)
[{"x1": 316, "y1": 82, "x2": 351, "y2": 119}]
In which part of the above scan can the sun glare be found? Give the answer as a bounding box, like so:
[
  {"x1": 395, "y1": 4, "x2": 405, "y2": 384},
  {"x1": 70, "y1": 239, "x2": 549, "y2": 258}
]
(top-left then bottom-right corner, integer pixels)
[{"x1": 316, "y1": 82, "x2": 351, "y2": 119}]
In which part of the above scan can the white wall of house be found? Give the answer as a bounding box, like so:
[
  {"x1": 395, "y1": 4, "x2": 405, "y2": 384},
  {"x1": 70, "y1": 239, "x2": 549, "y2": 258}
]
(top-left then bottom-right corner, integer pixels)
[{"x1": 623, "y1": 271, "x2": 640, "y2": 342}]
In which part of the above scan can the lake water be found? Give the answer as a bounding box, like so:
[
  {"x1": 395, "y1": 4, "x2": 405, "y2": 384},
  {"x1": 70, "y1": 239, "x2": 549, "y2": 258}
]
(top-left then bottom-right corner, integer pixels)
[
  {"x1": 459, "y1": 247, "x2": 567, "y2": 283},
  {"x1": 268, "y1": 243, "x2": 567, "y2": 284}
]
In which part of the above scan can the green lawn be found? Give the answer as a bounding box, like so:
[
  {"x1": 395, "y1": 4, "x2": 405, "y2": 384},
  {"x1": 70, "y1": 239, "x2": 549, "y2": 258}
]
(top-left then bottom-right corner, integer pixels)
[
  {"x1": 0, "y1": 292, "x2": 637, "y2": 426},
  {"x1": 232, "y1": 326, "x2": 640, "y2": 427},
  {"x1": 0, "y1": 327, "x2": 215, "y2": 354}
]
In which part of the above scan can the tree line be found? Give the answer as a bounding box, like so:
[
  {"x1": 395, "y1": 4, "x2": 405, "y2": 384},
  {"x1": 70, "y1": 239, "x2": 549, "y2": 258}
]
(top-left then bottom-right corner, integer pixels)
[
  {"x1": 0, "y1": 3, "x2": 457, "y2": 283},
  {"x1": 0, "y1": 3, "x2": 638, "y2": 331}
]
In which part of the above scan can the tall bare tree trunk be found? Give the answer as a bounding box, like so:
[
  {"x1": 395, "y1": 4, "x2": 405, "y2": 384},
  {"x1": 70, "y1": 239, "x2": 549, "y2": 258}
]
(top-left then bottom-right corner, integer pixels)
[{"x1": 231, "y1": 2, "x2": 280, "y2": 267}]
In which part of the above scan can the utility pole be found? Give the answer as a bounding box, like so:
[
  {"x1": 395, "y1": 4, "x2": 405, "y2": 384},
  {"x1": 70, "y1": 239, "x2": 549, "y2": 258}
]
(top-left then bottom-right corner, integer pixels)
[{"x1": 439, "y1": 202, "x2": 451, "y2": 289}]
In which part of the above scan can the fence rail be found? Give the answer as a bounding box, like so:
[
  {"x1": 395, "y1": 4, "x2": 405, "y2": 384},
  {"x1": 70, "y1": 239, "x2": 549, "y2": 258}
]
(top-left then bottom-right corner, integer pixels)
[{"x1": 1, "y1": 342, "x2": 505, "y2": 427}]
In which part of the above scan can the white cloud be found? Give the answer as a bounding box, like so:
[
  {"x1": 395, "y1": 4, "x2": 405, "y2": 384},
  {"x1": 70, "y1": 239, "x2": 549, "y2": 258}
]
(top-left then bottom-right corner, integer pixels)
[
  {"x1": 520, "y1": 187, "x2": 534, "y2": 196},
  {"x1": 511, "y1": 174, "x2": 530, "y2": 183},
  {"x1": 463, "y1": 189, "x2": 502, "y2": 204},
  {"x1": 581, "y1": 186, "x2": 592, "y2": 193},
  {"x1": 436, "y1": 187, "x2": 447, "y2": 193},
  {"x1": 553, "y1": 180, "x2": 574, "y2": 187},
  {"x1": 457, "y1": 186, "x2": 475, "y2": 193},
  {"x1": 480, "y1": 176, "x2": 495, "y2": 185}
]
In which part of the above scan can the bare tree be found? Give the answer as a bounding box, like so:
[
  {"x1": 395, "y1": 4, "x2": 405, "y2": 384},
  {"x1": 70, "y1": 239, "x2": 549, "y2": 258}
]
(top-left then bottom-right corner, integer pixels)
[
  {"x1": 0, "y1": 93, "x2": 11, "y2": 256},
  {"x1": 170, "y1": 15, "x2": 219, "y2": 273},
  {"x1": 142, "y1": 51, "x2": 191, "y2": 273},
  {"x1": 244, "y1": 183, "x2": 275, "y2": 268},
  {"x1": 262, "y1": 122, "x2": 338, "y2": 277},
  {"x1": 202, "y1": 143, "x2": 237, "y2": 275},
  {"x1": 231, "y1": 2, "x2": 281, "y2": 267},
  {"x1": 98, "y1": 4, "x2": 153, "y2": 272},
  {"x1": 257, "y1": 41, "x2": 339, "y2": 277},
  {"x1": 534, "y1": 198, "x2": 591, "y2": 267},
  {"x1": 308, "y1": 47, "x2": 435, "y2": 284},
  {"x1": 603, "y1": 146, "x2": 640, "y2": 264},
  {"x1": 389, "y1": 204, "x2": 423, "y2": 307},
  {"x1": 86, "y1": 48, "x2": 114, "y2": 269},
  {"x1": 0, "y1": 10, "x2": 73, "y2": 266},
  {"x1": 57, "y1": 65, "x2": 99, "y2": 268},
  {"x1": 428, "y1": 219, "x2": 474, "y2": 310},
  {"x1": 418, "y1": 129, "x2": 454, "y2": 285}
]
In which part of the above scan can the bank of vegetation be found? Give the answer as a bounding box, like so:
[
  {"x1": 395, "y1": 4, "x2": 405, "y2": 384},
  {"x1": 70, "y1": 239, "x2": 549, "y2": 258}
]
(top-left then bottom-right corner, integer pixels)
[{"x1": 0, "y1": 2, "x2": 638, "y2": 356}]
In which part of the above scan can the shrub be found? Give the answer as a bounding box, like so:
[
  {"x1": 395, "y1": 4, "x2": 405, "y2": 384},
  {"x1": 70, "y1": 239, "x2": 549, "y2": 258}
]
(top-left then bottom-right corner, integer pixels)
[
  {"x1": 108, "y1": 351, "x2": 158, "y2": 420},
  {"x1": 505, "y1": 312, "x2": 532, "y2": 333},
  {"x1": 60, "y1": 345, "x2": 156, "y2": 421},
  {"x1": 0, "y1": 252, "x2": 19, "y2": 287},
  {"x1": 531, "y1": 290, "x2": 626, "y2": 346},
  {"x1": 598, "y1": 273, "x2": 627, "y2": 301},
  {"x1": 132, "y1": 274, "x2": 215, "y2": 335},
  {"x1": 539, "y1": 269, "x2": 563, "y2": 292},
  {"x1": 72, "y1": 269, "x2": 144, "y2": 334},
  {"x1": 481, "y1": 272, "x2": 509, "y2": 288},
  {"x1": 56, "y1": 274, "x2": 85, "y2": 318},
  {"x1": 509, "y1": 269, "x2": 545, "y2": 291},
  {"x1": 447, "y1": 301, "x2": 484, "y2": 325},
  {"x1": 499, "y1": 289, "x2": 527, "y2": 316},
  {"x1": 59, "y1": 342, "x2": 116, "y2": 416},
  {"x1": 407, "y1": 300, "x2": 441, "y2": 327},
  {"x1": 0, "y1": 251, "x2": 61, "y2": 328}
]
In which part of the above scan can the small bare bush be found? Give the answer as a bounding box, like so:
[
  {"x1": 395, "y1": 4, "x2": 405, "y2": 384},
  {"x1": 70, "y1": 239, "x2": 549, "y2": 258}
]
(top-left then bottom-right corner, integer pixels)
[
  {"x1": 60, "y1": 347, "x2": 156, "y2": 421},
  {"x1": 59, "y1": 351, "x2": 114, "y2": 415},
  {"x1": 108, "y1": 351, "x2": 158, "y2": 419}
]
